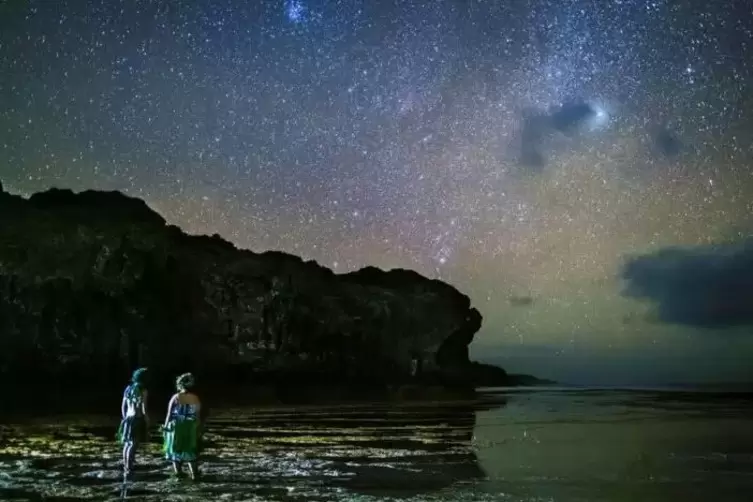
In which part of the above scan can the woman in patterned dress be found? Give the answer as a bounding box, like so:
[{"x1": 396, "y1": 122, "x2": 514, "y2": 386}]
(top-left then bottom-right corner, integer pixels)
[
  {"x1": 162, "y1": 372, "x2": 202, "y2": 480},
  {"x1": 117, "y1": 367, "x2": 150, "y2": 480}
]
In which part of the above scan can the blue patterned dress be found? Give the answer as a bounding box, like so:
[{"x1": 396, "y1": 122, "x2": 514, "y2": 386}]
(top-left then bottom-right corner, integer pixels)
[
  {"x1": 117, "y1": 384, "x2": 147, "y2": 444},
  {"x1": 163, "y1": 403, "x2": 200, "y2": 461}
]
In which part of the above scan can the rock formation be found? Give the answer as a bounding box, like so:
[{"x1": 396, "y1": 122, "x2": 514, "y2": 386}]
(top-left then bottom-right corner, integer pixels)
[{"x1": 0, "y1": 183, "x2": 490, "y2": 394}]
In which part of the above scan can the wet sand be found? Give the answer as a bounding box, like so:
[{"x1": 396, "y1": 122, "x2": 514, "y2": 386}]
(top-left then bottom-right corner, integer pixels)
[
  {"x1": 4, "y1": 389, "x2": 750, "y2": 501},
  {"x1": 0, "y1": 400, "x2": 491, "y2": 501}
]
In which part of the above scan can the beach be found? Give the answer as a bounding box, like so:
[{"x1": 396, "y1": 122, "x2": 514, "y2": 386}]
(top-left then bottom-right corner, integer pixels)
[{"x1": 1, "y1": 388, "x2": 751, "y2": 501}]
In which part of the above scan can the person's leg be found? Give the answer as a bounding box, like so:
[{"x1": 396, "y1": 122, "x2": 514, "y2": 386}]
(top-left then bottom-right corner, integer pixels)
[
  {"x1": 123, "y1": 442, "x2": 136, "y2": 478},
  {"x1": 122, "y1": 443, "x2": 130, "y2": 475},
  {"x1": 187, "y1": 461, "x2": 198, "y2": 480},
  {"x1": 127, "y1": 442, "x2": 137, "y2": 472}
]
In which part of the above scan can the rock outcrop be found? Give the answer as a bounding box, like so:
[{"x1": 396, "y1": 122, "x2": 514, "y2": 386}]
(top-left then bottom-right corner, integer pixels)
[{"x1": 0, "y1": 184, "x2": 486, "y2": 393}]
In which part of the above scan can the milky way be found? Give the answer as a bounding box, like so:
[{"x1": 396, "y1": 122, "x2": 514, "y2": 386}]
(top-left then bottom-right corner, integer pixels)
[{"x1": 2, "y1": 0, "x2": 753, "y2": 383}]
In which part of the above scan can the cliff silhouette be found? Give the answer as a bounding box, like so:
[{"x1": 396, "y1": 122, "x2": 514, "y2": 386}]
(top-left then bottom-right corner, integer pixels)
[{"x1": 0, "y1": 182, "x2": 539, "y2": 405}]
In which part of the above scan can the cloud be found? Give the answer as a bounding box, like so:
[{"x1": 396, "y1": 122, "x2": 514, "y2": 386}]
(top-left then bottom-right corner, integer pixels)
[
  {"x1": 550, "y1": 101, "x2": 597, "y2": 134},
  {"x1": 518, "y1": 101, "x2": 598, "y2": 169},
  {"x1": 508, "y1": 295, "x2": 534, "y2": 307},
  {"x1": 621, "y1": 239, "x2": 753, "y2": 328},
  {"x1": 653, "y1": 127, "x2": 682, "y2": 157},
  {"x1": 519, "y1": 110, "x2": 549, "y2": 169}
]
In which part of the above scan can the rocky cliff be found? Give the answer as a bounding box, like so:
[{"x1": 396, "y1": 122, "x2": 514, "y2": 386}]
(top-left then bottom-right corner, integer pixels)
[{"x1": 0, "y1": 182, "x2": 485, "y2": 393}]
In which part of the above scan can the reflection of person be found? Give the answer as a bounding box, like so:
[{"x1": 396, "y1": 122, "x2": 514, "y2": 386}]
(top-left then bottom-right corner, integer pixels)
[
  {"x1": 162, "y1": 372, "x2": 202, "y2": 480},
  {"x1": 117, "y1": 367, "x2": 150, "y2": 480}
]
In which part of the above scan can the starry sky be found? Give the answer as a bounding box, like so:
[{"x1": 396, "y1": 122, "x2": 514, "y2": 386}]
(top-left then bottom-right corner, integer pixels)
[{"x1": 2, "y1": 0, "x2": 753, "y2": 385}]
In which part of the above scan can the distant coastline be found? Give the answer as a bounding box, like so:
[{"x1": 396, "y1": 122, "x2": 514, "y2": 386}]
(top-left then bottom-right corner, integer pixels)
[
  {"x1": 464, "y1": 361, "x2": 556, "y2": 387},
  {"x1": 478, "y1": 382, "x2": 753, "y2": 394}
]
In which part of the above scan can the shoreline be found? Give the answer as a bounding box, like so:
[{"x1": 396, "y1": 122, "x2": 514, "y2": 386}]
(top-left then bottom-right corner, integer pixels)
[
  {"x1": 0, "y1": 397, "x2": 500, "y2": 425},
  {"x1": 0, "y1": 381, "x2": 488, "y2": 420}
]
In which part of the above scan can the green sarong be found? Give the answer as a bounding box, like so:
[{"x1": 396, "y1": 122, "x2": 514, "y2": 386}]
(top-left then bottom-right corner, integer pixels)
[{"x1": 163, "y1": 419, "x2": 199, "y2": 461}]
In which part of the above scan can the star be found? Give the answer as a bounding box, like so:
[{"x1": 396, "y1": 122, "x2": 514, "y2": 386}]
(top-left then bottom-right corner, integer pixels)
[{"x1": 1, "y1": 0, "x2": 752, "y2": 385}]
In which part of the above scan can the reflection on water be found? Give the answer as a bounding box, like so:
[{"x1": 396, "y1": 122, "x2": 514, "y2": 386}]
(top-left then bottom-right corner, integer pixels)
[
  {"x1": 0, "y1": 399, "x2": 499, "y2": 501},
  {"x1": 1, "y1": 388, "x2": 752, "y2": 501},
  {"x1": 474, "y1": 388, "x2": 753, "y2": 502}
]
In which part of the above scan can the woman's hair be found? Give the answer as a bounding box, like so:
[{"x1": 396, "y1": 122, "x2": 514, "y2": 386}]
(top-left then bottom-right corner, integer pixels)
[
  {"x1": 176, "y1": 372, "x2": 195, "y2": 391},
  {"x1": 131, "y1": 367, "x2": 148, "y2": 385}
]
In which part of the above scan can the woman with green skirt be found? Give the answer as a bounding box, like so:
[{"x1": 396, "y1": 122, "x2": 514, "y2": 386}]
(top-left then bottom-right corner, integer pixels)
[
  {"x1": 162, "y1": 372, "x2": 202, "y2": 480},
  {"x1": 117, "y1": 367, "x2": 150, "y2": 480}
]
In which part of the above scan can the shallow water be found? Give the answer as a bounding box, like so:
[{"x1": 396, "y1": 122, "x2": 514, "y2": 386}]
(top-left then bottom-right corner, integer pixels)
[{"x1": 1, "y1": 388, "x2": 751, "y2": 501}]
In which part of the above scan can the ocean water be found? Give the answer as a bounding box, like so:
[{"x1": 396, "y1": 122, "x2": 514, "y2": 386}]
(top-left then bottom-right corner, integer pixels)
[{"x1": 0, "y1": 387, "x2": 751, "y2": 501}]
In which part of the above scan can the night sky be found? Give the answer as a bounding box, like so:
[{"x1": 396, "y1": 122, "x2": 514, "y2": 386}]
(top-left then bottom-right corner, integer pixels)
[{"x1": 2, "y1": 0, "x2": 753, "y2": 385}]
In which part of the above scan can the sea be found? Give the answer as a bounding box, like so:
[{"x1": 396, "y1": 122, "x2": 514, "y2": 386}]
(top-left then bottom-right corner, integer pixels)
[{"x1": 0, "y1": 386, "x2": 751, "y2": 501}]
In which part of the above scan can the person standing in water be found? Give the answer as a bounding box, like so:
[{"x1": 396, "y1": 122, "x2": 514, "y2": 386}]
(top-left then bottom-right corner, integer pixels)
[
  {"x1": 162, "y1": 372, "x2": 202, "y2": 480},
  {"x1": 117, "y1": 367, "x2": 150, "y2": 480}
]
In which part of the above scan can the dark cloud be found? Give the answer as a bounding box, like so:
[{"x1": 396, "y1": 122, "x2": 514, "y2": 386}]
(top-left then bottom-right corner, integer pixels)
[
  {"x1": 518, "y1": 101, "x2": 598, "y2": 169},
  {"x1": 653, "y1": 126, "x2": 682, "y2": 157},
  {"x1": 508, "y1": 295, "x2": 535, "y2": 307},
  {"x1": 549, "y1": 101, "x2": 597, "y2": 134},
  {"x1": 621, "y1": 239, "x2": 753, "y2": 328},
  {"x1": 519, "y1": 110, "x2": 549, "y2": 169}
]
